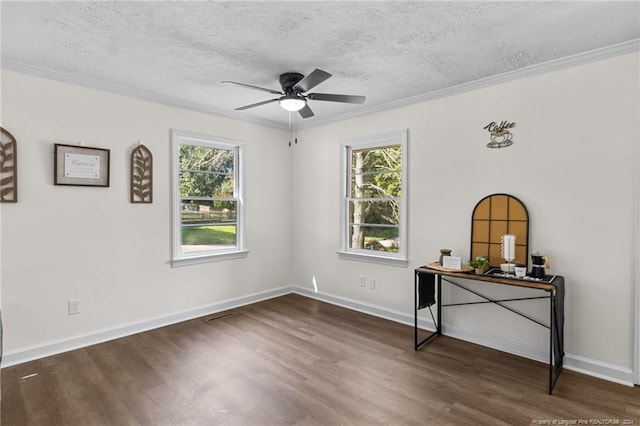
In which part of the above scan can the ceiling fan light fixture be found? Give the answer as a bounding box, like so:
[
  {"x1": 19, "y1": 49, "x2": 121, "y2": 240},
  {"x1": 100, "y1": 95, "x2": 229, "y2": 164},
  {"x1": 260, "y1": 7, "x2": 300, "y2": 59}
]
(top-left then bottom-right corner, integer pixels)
[{"x1": 279, "y1": 95, "x2": 306, "y2": 112}]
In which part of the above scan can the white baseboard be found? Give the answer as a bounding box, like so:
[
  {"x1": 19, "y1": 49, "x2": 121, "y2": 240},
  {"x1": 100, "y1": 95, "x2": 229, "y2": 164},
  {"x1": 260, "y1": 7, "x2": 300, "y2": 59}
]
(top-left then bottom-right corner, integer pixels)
[
  {"x1": 4, "y1": 285, "x2": 636, "y2": 387},
  {"x1": 563, "y1": 353, "x2": 635, "y2": 387},
  {"x1": 293, "y1": 286, "x2": 416, "y2": 326},
  {"x1": 293, "y1": 286, "x2": 636, "y2": 387},
  {"x1": 1, "y1": 286, "x2": 293, "y2": 368}
]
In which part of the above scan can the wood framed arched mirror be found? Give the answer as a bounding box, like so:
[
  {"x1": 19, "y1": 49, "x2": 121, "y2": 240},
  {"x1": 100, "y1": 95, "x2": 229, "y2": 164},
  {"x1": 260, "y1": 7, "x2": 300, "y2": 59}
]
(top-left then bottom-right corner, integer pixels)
[{"x1": 470, "y1": 194, "x2": 529, "y2": 267}]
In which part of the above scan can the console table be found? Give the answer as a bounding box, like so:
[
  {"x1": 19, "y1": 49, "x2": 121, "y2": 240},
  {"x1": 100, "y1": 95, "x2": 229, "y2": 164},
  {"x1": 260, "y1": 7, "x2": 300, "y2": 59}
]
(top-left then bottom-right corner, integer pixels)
[{"x1": 414, "y1": 266, "x2": 565, "y2": 394}]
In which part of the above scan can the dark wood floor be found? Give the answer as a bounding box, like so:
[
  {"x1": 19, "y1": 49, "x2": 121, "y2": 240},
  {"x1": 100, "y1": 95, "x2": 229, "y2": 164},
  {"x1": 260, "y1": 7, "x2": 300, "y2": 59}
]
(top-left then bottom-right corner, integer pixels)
[{"x1": 2, "y1": 294, "x2": 639, "y2": 425}]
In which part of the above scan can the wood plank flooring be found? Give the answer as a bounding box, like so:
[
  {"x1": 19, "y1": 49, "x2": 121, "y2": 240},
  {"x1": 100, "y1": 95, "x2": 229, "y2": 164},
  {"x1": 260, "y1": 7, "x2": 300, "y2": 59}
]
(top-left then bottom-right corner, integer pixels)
[{"x1": 2, "y1": 293, "x2": 639, "y2": 425}]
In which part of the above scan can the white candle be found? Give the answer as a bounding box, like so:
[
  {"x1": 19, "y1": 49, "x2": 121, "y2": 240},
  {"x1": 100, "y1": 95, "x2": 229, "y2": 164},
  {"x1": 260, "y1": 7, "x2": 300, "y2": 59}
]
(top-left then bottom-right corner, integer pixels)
[{"x1": 502, "y1": 234, "x2": 515, "y2": 261}]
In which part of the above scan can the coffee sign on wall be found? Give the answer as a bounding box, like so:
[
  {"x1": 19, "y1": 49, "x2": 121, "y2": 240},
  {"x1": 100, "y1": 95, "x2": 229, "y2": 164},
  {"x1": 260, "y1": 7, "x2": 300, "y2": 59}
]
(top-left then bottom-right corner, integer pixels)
[{"x1": 484, "y1": 121, "x2": 515, "y2": 148}]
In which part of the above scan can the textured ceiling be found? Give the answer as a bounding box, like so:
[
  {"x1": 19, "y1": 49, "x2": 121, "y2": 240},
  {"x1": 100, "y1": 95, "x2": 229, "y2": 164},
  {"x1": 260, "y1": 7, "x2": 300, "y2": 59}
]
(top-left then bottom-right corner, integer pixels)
[{"x1": 1, "y1": 1, "x2": 639, "y2": 129}]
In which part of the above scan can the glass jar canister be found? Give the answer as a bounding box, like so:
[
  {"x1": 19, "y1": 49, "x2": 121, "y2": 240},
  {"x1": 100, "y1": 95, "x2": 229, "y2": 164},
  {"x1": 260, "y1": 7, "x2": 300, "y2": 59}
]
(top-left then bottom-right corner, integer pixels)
[{"x1": 439, "y1": 249, "x2": 452, "y2": 265}]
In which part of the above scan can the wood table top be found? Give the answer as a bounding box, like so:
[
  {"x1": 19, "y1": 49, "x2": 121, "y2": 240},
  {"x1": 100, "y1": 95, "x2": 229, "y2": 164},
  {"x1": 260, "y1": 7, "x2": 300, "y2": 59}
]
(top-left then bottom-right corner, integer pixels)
[{"x1": 415, "y1": 266, "x2": 561, "y2": 291}]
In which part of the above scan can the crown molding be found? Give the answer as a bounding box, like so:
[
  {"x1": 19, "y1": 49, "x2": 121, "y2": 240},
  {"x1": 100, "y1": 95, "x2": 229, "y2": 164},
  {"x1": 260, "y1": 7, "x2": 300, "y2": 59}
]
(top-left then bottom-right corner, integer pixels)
[
  {"x1": 2, "y1": 39, "x2": 638, "y2": 132},
  {"x1": 0, "y1": 59, "x2": 287, "y2": 130},
  {"x1": 297, "y1": 38, "x2": 640, "y2": 130}
]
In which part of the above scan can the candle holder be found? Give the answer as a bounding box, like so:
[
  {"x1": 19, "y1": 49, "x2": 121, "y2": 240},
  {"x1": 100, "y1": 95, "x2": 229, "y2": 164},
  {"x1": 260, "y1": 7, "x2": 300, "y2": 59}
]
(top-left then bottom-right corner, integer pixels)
[{"x1": 501, "y1": 234, "x2": 516, "y2": 274}]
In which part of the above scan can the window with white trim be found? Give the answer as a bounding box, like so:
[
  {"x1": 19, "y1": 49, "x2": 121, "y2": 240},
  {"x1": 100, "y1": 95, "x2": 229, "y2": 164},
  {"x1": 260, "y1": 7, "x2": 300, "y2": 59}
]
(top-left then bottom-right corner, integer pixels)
[
  {"x1": 339, "y1": 130, "x2": 408, "y2": 267},
  {"x1": 171, "y1": 130, "x2": 246, "y2": 266}
]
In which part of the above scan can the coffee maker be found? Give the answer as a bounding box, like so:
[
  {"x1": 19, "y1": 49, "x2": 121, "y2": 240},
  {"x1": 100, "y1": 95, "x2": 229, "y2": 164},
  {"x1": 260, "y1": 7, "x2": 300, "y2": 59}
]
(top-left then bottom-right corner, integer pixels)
[{"x1": 531, "y1": 254, "x2": 549, "y2": 279}]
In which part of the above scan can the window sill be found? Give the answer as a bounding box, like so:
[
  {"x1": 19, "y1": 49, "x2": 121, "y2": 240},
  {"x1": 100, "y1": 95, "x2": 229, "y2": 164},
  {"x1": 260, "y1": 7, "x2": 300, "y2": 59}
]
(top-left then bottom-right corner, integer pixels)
[
  {"x1": 172, "y1": 250, "x2": 249, "y2": 267},
  {"x1": 337, "y1": 251, "x2": 408, "y2": 268}
]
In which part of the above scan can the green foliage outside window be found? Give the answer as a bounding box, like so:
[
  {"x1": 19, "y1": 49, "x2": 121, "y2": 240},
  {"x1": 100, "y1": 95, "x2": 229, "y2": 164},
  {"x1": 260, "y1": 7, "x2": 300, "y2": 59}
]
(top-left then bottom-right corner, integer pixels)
[
  {"x1": 350, "y1": 145, "x2": 402, "y2": 251},
  {"x1": 179, "y1": 144, "x2": 237, "y2": 248},
  {"x1": 179, "y1": 145, "x2": 234, "y2": 197}
]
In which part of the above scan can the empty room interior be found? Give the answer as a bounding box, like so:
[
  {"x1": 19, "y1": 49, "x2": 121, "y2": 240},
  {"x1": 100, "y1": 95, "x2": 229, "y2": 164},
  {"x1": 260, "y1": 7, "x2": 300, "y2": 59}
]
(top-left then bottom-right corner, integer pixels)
[{"x1": 1, "y1": 1, "x2": 640, "y2": 425}]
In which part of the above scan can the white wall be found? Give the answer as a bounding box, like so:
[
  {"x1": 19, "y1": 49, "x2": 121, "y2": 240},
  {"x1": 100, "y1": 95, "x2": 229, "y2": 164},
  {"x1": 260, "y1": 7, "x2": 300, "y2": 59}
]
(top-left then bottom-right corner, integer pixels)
[
  {"x1": 292, "y1": 53, "x2": 639, "y2": 376},
  {"x1": 2, "y1": 52, "x2": 638, "y2": 384},
  {"x1": 1, "y1": 70, "x2": 292, "y2": 357}
]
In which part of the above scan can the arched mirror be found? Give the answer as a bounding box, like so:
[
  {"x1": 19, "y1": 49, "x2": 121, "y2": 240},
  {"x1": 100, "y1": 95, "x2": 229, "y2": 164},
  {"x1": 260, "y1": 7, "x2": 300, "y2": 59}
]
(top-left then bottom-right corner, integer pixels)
[{"x1": 470, "y1": 194, "x2": 529, "y2": 267}]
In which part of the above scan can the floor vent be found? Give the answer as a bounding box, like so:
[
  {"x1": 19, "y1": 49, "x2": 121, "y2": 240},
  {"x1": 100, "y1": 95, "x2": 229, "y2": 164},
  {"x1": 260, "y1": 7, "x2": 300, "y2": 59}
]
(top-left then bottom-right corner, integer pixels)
[{"x1": 204, "y1": 312, "x2": 237, "y2": 322}]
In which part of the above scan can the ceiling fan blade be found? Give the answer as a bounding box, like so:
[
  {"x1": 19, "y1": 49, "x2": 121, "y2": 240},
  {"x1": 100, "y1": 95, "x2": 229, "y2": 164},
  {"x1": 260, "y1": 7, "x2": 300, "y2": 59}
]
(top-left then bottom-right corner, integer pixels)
[
  {"x1": 221, "y1": 80, "x2": 283, "y2": 95},
  {"x1": 293, "y1": 69, "x2": 332, "y2": 93},
  {"x1": 234, "y1": 98, "x2": 279, "y2": 111},
  {"x1": 298, "y1": 104, "x2": 314, "y2": 119},
  {"x1": 307, "y1": 93, "x2": 366, "y2": 104}
]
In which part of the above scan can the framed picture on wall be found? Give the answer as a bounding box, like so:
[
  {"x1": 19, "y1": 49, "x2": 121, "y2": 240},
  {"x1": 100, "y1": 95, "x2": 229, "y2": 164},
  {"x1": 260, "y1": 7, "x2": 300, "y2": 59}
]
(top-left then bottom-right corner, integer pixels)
[{"x1": 54, "y1": 143, "x2": 110, "y2": 187}]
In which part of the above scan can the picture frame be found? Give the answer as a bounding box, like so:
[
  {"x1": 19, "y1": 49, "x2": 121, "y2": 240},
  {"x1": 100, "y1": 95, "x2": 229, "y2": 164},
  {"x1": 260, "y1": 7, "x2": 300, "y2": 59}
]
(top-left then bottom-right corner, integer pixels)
[{"x1": 54, "y1": 143, "x2": 110, "y2": 187}]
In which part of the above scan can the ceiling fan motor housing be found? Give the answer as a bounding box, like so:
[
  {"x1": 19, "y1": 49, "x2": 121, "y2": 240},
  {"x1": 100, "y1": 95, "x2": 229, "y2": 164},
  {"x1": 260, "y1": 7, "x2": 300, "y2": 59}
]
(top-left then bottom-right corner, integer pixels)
[{"x1": 279, "y1": 72, "x2": 304, "y2": 94}]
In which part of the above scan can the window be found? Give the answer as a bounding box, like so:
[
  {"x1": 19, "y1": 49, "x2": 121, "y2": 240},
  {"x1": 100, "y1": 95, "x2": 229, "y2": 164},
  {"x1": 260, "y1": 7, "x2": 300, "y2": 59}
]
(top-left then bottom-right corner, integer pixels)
[
  {"x1": 339, "y1": 130, "x2": 408, "y2": 267},
  {"x1": 171, "y1": 130, "x2": 246, "y2": 266}
]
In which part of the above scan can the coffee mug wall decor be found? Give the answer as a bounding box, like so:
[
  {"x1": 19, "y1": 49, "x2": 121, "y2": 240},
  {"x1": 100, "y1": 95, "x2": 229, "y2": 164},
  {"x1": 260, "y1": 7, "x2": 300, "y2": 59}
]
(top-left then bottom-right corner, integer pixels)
[{"x1": 483, "y1": 121, "x2": 515, "y2": 148}]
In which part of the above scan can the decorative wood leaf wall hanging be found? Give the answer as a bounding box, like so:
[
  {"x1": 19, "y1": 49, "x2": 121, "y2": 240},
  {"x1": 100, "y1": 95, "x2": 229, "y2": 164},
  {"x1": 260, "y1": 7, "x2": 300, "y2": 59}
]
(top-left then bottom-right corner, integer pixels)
[
  {"x1": 130, "y1": 144, "x2": 153, "y2": 203},
  {"x1": 0, "y1": 127, "x2": 18, "y2": 203}
]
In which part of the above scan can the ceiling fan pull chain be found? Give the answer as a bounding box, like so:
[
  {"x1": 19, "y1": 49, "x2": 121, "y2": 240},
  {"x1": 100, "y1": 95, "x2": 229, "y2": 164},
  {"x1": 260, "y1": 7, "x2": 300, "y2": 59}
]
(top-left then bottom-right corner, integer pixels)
[{"x1": 288, "y1": 111, "x2": 292, "y2": 147}]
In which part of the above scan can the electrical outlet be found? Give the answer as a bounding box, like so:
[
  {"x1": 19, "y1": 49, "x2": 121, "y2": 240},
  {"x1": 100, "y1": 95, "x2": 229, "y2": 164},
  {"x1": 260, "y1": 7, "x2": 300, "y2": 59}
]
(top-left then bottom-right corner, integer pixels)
[
  {"x1": 68, "y1": 299, "x2": 80, "y2": 315},
  {"x1": 359, "y1": 276, "x2": 367, "y2": 287},
  {"x1": 367, "y1": 278, "x2": 376, "y2": 289}
]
